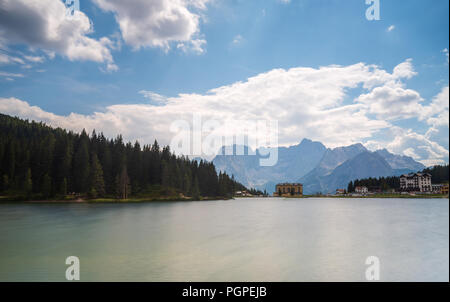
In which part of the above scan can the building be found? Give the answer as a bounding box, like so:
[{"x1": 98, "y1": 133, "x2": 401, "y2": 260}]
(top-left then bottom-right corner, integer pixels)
[
  {"x1": 399, "y1": 173, "x2": 432, "y2": 192},
  {"x1": 274, "y1": 183, "x2": 303, "y2": 197},
  {"x1": 433, "y1": 184, "x2": 449, "y2": 195},
  {"x1": 335, "y1": 189, "x2": 346, "y2": 195},
  {"x1": 354, "y1": 186, "x2": 368, "y2": 194},
  {"x1": 442, "y1": 184, "x2": 449, "y2": 195},
  {"x1": 432, "y1": 184, "x2": 443, "y2": 193},
  {"x1": 235, "y1": 190, "x2": 253, "y2": 197}
]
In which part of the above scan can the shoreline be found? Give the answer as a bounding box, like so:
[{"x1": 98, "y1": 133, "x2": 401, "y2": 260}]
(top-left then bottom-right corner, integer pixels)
[
  {"x1": 1, "y1": 195, "x2": 448, "y2": 204},
  {"x1": 0, "y1": 196, "x2": 232, "y2": 204}
]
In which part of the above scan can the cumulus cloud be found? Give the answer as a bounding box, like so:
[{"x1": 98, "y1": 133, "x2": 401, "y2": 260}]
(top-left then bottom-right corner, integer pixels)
[
  {"x1": 422, "y1": 86, "x2": 449, "y2": 127},
  {"x1": 366, "y1": 126, "x2": 449, "y2": 166},
  {"x1": 93, "y1": 0, "x2": 208, "y2": 51},
  {"x1": 392, "y1": 58, "x2": 417, "y2": 79},
  {"x1": 356, "y1": 84, "x2": 424, "y2": 120},
  {"x1": 0, "y1": 0, "x2": 116, "y2": 70},
  {"x1": 0, "y1": 60, "x2": 448, "y2": 165}
]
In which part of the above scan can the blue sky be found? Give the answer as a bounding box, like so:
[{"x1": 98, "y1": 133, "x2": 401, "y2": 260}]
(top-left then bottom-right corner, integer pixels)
[{"x1": 0, "y1": 0, "x2": 449, "y2": 166}]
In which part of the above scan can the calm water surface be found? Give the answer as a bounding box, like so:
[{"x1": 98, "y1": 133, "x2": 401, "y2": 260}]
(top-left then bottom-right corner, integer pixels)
[{"x1": 0, "y1": 198, "x2": 448, "y2": 281}]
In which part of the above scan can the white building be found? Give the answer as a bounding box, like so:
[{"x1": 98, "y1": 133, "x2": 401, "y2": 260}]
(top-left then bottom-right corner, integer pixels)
[
  {"x1": 432, "y1": 184, "x2": 443, "y2": 194},
  {"x1": 355, "y1": 186, "x2": 368, "y2": 194},
  {"x1": 400, "y1": 173, "x2": 432, "y2": 192}
]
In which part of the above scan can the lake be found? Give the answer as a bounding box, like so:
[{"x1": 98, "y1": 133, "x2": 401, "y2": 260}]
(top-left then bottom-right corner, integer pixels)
[{"x1": 0, "y1": 198, "x2": 448, "y2": 281}]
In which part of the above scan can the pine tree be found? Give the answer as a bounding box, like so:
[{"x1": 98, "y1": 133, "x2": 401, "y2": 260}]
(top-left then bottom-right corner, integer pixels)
[
  {"x1": 42, "y1": 173, "x2": 51, "y2": 198},
  {"x1": 348, "y1": 181, "x2": 353, "y2": 193},
  {"x1": 60, "y1": 178, "x2": 68, "y2": 196},
  {"x1": 191, "y1": 176, "x2": 200, "y2": 200},
  {"x1": 161, "y1": 160, "x2": 170, "y2": 188},
  {"x1": 89, "y1": 153, "x2": 105, "y2": 198},
  {"x1": 5, "y1": 142, "x2": 15, "y2": 188},
  {"x1": 73, "y1": 136, "x2": 90, "y2": 193},
  {"x1": 116, "y1": 166, "x2": 130, "y2": 199},
  {"x1": 183, "y1": 172, "x2": 191, "y2": 195},
  {"x1": 23, "y1": 168, "x2": 32, "y2": 196}
]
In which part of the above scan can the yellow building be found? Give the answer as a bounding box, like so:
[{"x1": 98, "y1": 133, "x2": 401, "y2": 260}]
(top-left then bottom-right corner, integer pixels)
[
  {"x1": 274, "y1": 183, "x2": 303, "y2": 197},
  {"x1": 442, "y1": 184, "x2": 449, "y2": 195}
]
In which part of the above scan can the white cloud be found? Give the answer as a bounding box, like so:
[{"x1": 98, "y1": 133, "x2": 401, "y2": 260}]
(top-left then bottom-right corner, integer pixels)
[
  {"x1": 187, "y1": 0, "x2": 211, "y2": 10},
  {"x1": 354, "y1": 59, "x2": 430, "y2": 121},
  {"x1": 23, "y1": 55, "x2": 45, "y2": 63},
  {"x1": 0, "y1": 71, "x2": 24, "y2": 78},
  {"x1": 232, "y1": 35, "x2": 244, "y2": 45},
  {"x1": 421, "y1": 86, "x2": 449, "y2": 127},
  {"x1": 0, "y1": 60, "x2": 448, "y2": 165},
  {"x1": 392, "y1": 58, "x2": 417, "y2": 79},
  {"x1": 0, "y1": 0, "x2": 116, "y2": 70},
  {"x1": 366, "y1": 126, "x2": 449, "y2": 166},
  {"x1": 387, "y1": 25, "x2": 395, "y2": 32},
  {"x1": 139, "y1": 90, "x2": 168, "y2": 105},
  {"x1": 93, "y1": 0, "x2": 208, "y2": 52},
  {"x1": 356, "y1": 83, "x2": 424, "y2": 120},
  {"x1": 443, "y1": 48, "x2": 449, "y2": 64},
  {"x1": 177, "y1": 39, "x2": 207, "y2": 55},
  {"x1": 0, "y1": 52, "x2": 25, "y2": 65}
]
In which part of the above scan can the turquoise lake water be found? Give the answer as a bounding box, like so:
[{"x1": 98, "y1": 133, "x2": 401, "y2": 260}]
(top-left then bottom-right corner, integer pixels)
[{"x1": 0, "y1": 197, "x2": 448, "y2": 281}]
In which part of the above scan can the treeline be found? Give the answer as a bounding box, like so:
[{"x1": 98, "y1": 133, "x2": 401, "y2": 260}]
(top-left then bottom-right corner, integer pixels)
[
  {"x1": 247, "y1": 188, "x2": 268, "y2": 196},
  {"x1": 0, "y1": 114, "x2": 246, "y2": 200},
  {"x1": 421, "y1": 165, "x2": 449, "y2": 184},
  {"x1": 348, "y1": 176, "x2": 399, "y2": 193},
  {"x1": 348, "y1": 164, "x2": 449, "y2": 192}
]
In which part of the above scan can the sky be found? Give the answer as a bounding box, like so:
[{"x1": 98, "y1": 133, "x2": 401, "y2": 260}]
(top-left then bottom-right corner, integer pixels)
[{"x1": 0, "y1": 0, "x2": 448, "y2": 166}]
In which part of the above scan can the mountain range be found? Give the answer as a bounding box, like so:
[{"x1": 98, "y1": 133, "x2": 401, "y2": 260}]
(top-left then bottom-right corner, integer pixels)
[{"x1": 212, "y1": 139, "x2": 426, "y2": 194}]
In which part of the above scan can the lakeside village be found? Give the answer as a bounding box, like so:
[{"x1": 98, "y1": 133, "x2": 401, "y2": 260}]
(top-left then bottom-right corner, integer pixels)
[{"x1": 235, "y1": 173, "x2": 449, "y2": 198}]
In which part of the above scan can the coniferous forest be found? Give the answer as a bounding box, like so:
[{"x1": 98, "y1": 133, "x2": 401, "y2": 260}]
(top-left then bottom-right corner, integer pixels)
[
  {"x1": 0, "y1": 114, "x2": 247, "y2": 201},
  {"x1": 347, "y1": 165, "x2": 449, "y2": 193}
]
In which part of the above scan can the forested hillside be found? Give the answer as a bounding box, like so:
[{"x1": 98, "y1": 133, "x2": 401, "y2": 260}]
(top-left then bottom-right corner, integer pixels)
[
  {"x1": 0, "y1": 114, "x2": 246, "y2": 200},
  {"x1": 348, "y1": 165, "x2": 449, "y2": 192}
]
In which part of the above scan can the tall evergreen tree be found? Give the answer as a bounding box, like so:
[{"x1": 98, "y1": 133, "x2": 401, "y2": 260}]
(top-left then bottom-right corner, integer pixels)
[
  {"x1": 116, "y1": 166, "x2": 130, "y2": 199},
  {"x1": 73, "y1": 134, "x2": 90, "y2": 193},
  {"x1": 348, "y1": 181, "x2": 354, "y2": 193},
  {"x1": 42, "y1": 173, "x2": 51, "y2": 198},
  {"x1": 23, "y1": 168, "x2": 32, "y2": 196},
  {"x1": 89, "y1": 153, "x2": 105, "y2": 198},
  {"x1": 191, "y1": 176, "x2": 200, "y2": 200}
]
